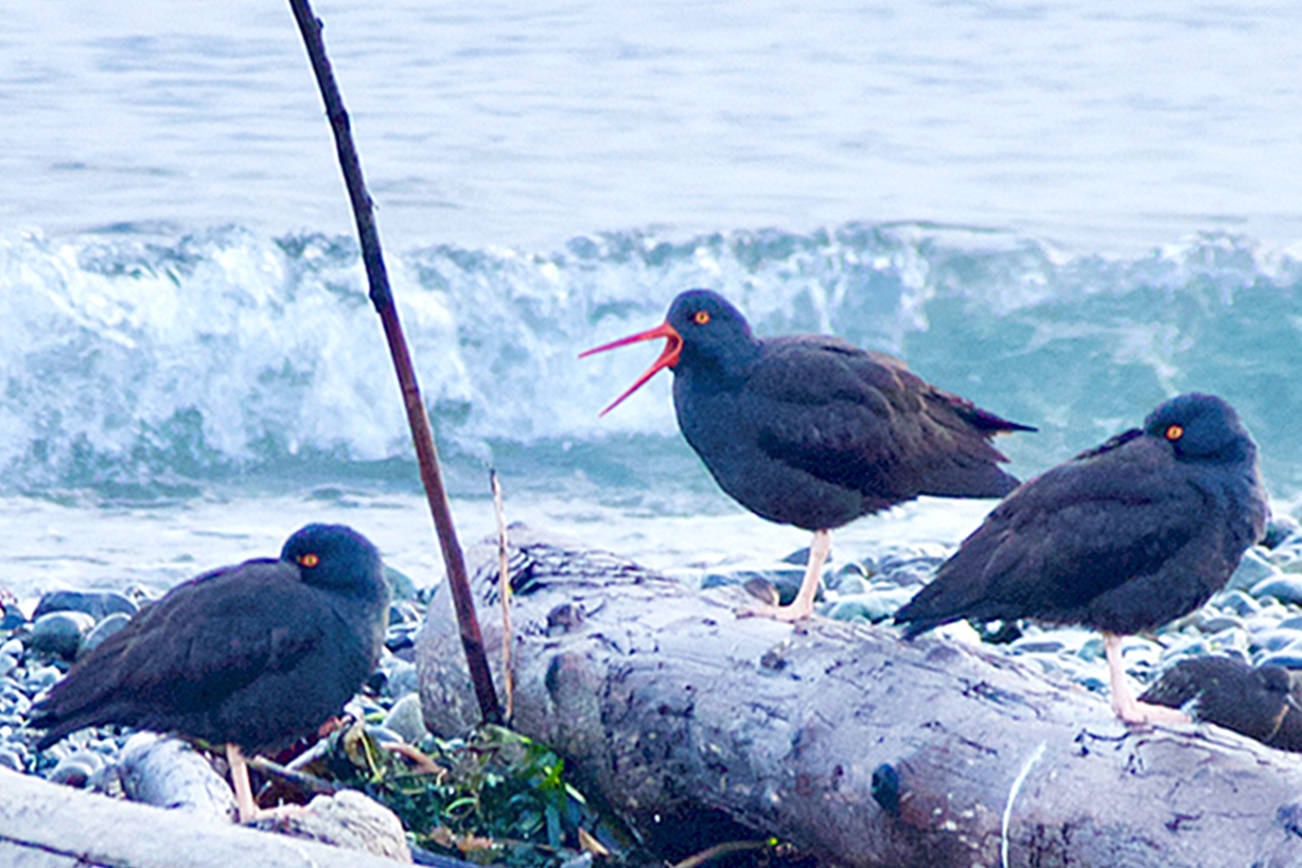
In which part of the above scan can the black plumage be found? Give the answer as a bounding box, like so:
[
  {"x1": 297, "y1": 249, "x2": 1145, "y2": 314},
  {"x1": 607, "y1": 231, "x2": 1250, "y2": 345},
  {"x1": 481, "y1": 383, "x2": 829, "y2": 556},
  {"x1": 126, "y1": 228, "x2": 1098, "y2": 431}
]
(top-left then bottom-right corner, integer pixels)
[
  {"x1": 1139, "y1": 656, "x2": 1302, "y2": 750},
  {"x1": 582, "y1": 288, "x2": 1032, "y2": 620},
  {"x1": 895, "y1": 393, "x2": 1269, "y2": 723},
  {"x1": 31, "y1": 523, "x2": 389, "y2": 818}
]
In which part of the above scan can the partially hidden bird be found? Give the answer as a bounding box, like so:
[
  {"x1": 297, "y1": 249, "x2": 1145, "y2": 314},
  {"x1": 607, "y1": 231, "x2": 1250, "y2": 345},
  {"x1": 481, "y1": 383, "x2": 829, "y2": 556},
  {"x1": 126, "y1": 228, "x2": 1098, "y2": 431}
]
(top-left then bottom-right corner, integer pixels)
[
  {"x1": 894, "y1": 393, "x2": 1269, "y2": 725},
  {"x1": 1139, "y1": 656, "x2": 1302, "y2": 750},
  {"x1": 30, "y1": 523, "x2": 390, "y2": 821},
  {"x1": 580, "y1": 288, "x2": 1033, "y2": 620}
]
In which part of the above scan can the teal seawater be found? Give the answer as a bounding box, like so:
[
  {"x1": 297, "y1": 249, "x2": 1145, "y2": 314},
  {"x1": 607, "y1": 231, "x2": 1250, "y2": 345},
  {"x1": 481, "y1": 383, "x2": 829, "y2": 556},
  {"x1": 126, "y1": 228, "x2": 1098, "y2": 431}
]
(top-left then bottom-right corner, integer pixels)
[{"x1": 3, "y1": 223, "x2": 1299, "y2": 504}]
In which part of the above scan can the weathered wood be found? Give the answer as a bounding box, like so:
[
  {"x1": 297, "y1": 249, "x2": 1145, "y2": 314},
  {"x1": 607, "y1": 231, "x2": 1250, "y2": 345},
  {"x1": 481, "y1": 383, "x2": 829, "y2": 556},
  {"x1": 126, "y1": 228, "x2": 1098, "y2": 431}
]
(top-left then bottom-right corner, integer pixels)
[
  {"x1": 0, "y1": 767, "x2": 411, "y2": 868},
  {"x1": 415, "y1": 525, "x2": 1302, "y2": 868}
]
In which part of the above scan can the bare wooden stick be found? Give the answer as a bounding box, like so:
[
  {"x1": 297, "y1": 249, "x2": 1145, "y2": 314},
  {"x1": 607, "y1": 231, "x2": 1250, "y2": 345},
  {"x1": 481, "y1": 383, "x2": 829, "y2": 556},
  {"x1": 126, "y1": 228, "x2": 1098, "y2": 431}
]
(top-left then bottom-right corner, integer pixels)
[
  {"x1": 286, "y1": 0, "x2": 500, "y2": 724},
  {"x1": 490, "y1": 469, "x2": 515, "y2": 722}
]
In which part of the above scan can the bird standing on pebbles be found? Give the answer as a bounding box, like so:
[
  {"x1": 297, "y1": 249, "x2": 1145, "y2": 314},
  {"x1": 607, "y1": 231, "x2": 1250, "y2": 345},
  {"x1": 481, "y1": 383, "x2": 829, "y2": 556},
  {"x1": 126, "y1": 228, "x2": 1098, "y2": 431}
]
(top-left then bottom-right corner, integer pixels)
[{"x1": 30, "y1": 523, "x2": 390, "y2": 821}]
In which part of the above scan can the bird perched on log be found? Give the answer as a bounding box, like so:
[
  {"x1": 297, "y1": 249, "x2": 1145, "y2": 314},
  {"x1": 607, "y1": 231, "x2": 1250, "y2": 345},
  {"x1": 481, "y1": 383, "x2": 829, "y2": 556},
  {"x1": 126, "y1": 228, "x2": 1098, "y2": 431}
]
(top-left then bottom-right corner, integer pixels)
[
  {"x1": 895, "y1": 393, "x2": 1269, "y2": 725},
  {"x1": 581, "y1": 288, "x2": 1032, "y2": 620},
  {"x1": 31, "y1": 523, "x2": 390, "y2": 821},
  {"x1": 1139, "y1": 656, "x2": 1302, "y2": 750}
]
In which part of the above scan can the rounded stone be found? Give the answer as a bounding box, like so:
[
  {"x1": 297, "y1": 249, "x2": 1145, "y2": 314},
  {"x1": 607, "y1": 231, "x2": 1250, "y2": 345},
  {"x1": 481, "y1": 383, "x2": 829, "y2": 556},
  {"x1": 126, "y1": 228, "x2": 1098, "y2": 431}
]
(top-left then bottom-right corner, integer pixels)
[
  {"x1": 1251, "y1": 574, "x2": 1302, "y2": 604},
  {"x1": 833, "y1": 574, "x2": 868, "y2": 596},
  {"x1": 1264, "y1": 515, "x2": 1301, "y2": 549},
  {"x1": 381, "y1": 693, "x2": 429, "y2": 744},
  {"x1": 32, "y1": 590, "x2": 137, "y2": 622},
  {"x1": 826, "y1": 598, "x2": 875, "y2": 622},
  {"x1": 48, "y1": 757, "x2": 95, "y2": 787},
  {"x1": 384, "y1": 566, "x2": 419, "y2": 602},
  {"x1": 78, "y1": 612, "x2": 132, "y2": 657},
  {"x1": 1198, "y1": 613, "x2": 1245, "y2": 634},
  {"x1": 28, "y1": 611, "x2": 97, "y2": 658},
  {"x1": 0, "y1": 747, "x2": 25, "y2": 772},
  {"x1": 0, "y1": 653, "x2": 17, "y2": 679},
  {"x1": 1, "y1": 638, "x2": 24, "y2": 658},
  {"x1": 1212, "y1": 589, "x2": 1261, "y2": 617}
]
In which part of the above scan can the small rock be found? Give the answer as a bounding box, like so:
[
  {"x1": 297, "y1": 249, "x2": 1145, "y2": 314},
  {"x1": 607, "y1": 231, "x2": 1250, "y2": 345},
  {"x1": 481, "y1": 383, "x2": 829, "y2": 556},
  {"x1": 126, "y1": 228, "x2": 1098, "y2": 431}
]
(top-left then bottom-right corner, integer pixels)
[
  {"x1": 1251, "y1": 630, "x2": 1302, "y2": 653},
  {"x1": 1199, "y1": 613, "x2": 1245, "y2": 634},
  {"x1": 23, "y1": 664, "x2": 62, "y2": 694},
  {"x1": 826, "y1": 598, "x2": 874, "y2": 622},
  {"x1": 1258, "y1": 649, "x2": 1302, "y2": 669},
  {"x1": 1263, "y1": 515, "x2": 1301, "y2": 549},
  {"x1": 383, "y1": 566, "x2": 419, "y2": 602},
  {"x1": 832, "y1": 574, "x2": 868, "y2": 596},
  {"x1": 381, "y1": 693, "x2": 428, "y2": 744},
  {"x1": 0, "y1": 653, "x2": 17, "y2": 679},
  {"x1": 1, "y1": 638, "x2": 24, "y2": 658},
  {"x1": 781, "y1": 546, "x2": 831, "y2": 566},
  {"x1": 48, "y1": 756, "x2": 96, "y2": 787},
  {"x1": 1212, "y1": 589, "x2": 1261, "y2": 617},
  {"x1": 252, "y1": 789, "x2": 411, "y2": 862},
  {"x1": 0, "y1": 747, "x2": 25, "y2": 772},
  {"x1": 32, "y1": 590, "x2": 137, "y2": 622},
  {"x1": 28, "y1": 611, "x2": 97, "y2": 658},
  {"x1": 1250, "y1": 574, "x2": 1302, "y2": 604},
  {"x1": 79, "y1": 612, "x2": 132, "y2": 657}
]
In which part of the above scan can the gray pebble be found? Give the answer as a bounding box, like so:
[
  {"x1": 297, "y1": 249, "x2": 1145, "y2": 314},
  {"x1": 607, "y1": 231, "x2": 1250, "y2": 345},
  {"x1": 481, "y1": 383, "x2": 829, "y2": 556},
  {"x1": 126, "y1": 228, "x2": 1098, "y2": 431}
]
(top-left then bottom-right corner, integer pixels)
[
  {"x1": 1258, "y1": 649, "x2": 1302, "y2": 669},
  {"x1": 48, "y1": 757, "x2": 95, "y2": 787},
  {"x1": 1198, "y1": 614, "x2": 1245, "y2": 634},
  {"x1": 363, "y1": 724, "x2": 405, "y2": 745},
  {"x1": 29, "y1": 610, "x2": 97, "y2": 658},
  {"x1": 0, "y1": 747, "x2": 25, "y2": 772},
  {"x1": 826, "y1": 598, "x2": 875, "y2": 622},
  {"x1": 1250, "y1": 629, "x2": 1302, "y2": 653},
  {"x1": 32, "y1": 590, "x2": 137, "y2": 622},
  {"x1": 1212, "y1": 589, "x2": 1261, "y2": 617},
  {"x1": 1263, "y1": 515, "x2": 1301, "y2": 549},
  {"x1": 382, "y1": 693, "x2": 429, "y2": 744},
  {"x1": 79, "y1": 612, "x2": 132, "y2": 657},
  {"x1": 1250, "y1": 573, "x2": 1302, "y2": 604},
  {"x1": 833, "y1": 574, "x2": 867, "y2": 596},
  {"x1": 23, "y1": 664, "x2": 61, "y2": 695},
  {"x1": 1, "y1": 638, "x2": 23, "y2": 658},
  {"x1": 383, "y1": 566, "x2": 419, "y2": 602},
  {"x1": 0, "y1": 653, "x2": 16, "y2": 679}
]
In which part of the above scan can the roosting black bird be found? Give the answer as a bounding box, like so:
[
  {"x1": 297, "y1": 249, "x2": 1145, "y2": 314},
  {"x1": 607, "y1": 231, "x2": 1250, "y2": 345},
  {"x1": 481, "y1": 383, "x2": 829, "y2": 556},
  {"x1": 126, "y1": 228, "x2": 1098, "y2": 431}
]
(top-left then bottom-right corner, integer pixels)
[
  {"x1": 895, "y1": 393, "x2": 1269, "y2": 724},
  {"x1": 31, "y1": 523, "x2": 390, "y2": 821},
  {"x1": 1139, "y1": 656, "x2": 1302, "y2": 750},
  {"x1": 581, "y1": 289, "x2": 1032, "y2": 620}
]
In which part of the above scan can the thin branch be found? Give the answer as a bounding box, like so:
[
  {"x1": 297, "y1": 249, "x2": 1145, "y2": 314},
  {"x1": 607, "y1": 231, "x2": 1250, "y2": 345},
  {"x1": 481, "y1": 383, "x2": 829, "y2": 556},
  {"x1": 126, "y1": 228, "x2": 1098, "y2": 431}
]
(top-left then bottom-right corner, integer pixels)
[
  {"x1": 490, "y1": 469, "x2": 515, "y2": 722},
  {"x1": 286, "y1": 0, "x2": 500, "y2": 724}
]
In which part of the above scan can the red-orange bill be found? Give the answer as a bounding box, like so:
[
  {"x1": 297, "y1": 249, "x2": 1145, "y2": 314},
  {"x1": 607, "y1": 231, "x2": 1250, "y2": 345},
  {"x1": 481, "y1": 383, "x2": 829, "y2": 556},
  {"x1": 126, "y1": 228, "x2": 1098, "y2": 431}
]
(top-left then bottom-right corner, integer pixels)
[{"x1": 579, "y1": 321, "x2": 683, "y2": 416}]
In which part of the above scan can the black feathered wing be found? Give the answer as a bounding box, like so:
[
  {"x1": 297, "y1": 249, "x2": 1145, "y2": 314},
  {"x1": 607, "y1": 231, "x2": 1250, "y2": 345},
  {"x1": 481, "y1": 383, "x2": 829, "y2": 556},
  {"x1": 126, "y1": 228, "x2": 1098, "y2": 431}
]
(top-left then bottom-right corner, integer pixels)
[
  {"x1": 894, "y1": 434, "x2": 1203, "y2": 636},
  {"x1": 749, "y1": 337, "x2": 1024, "y2": 504}
]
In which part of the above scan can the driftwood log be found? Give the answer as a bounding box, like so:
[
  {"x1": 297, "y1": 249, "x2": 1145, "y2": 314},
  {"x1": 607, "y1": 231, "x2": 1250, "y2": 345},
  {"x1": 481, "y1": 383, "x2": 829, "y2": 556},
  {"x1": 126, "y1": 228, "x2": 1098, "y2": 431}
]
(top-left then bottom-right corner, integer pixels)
[{"x1": 416, "y1": 526, "x2": 1302, "y2": 867}]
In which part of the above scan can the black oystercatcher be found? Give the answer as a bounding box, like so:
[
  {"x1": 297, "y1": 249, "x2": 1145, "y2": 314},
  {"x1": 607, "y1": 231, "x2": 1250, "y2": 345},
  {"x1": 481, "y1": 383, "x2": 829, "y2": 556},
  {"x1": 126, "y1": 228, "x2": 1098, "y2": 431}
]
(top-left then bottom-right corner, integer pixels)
[
  {"x1": 1139, "y1": 656, "x2": 1302, "y2": 749},
  {"x1": 894, "y1": 393, "x2": 1269, "y2": 725},
  {"x1": 31, "y1": 524, "x2": 390, "y2": 821},
  {"x1": 581, "y1": 288, "x2": 1032, "y2": 620}
]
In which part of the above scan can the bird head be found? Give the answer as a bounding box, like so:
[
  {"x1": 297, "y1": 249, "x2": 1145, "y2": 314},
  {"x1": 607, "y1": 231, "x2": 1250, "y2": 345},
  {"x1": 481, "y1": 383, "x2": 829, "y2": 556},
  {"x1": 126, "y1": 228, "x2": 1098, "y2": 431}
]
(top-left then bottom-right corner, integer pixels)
[
  {"x1": 282, "y1": 524, "x2": 385, "y2": 596},
  {"x1": 580, "y1": 288, "x2": 756, "y2": 416},
  {"x1": 1143, "y1": 392, "x2": 1256, "y2": 464}
]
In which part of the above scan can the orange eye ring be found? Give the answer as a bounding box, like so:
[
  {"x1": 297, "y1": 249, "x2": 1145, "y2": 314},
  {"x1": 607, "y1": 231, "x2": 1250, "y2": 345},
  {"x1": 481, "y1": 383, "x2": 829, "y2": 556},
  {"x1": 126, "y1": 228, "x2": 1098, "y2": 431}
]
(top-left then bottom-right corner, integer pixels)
[
  {"x1": 298, "y1": 553, "x2": 320, "y2": 568},
  {"x1": 693, "y1": 310, "x2": 710, "y2": 325},
  {"x1": 1164, "y1": 424, "x2": 1184, "y2": 441}
]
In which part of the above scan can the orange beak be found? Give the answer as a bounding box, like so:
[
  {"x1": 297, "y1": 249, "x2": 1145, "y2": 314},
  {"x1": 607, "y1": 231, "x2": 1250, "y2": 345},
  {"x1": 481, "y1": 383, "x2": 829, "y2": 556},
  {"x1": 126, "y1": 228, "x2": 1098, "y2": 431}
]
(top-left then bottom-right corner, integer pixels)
[{"x1": 579, "y1": 321, "x2": 683, "y2": 416}]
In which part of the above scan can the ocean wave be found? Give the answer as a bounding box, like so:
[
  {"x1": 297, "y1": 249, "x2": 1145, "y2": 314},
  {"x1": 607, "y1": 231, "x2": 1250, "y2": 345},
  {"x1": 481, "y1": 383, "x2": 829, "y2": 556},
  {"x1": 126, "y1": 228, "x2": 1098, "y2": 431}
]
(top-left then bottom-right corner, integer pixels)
[{"x1": 3, "y1": 222, "x2": 1300, "y2": 497}]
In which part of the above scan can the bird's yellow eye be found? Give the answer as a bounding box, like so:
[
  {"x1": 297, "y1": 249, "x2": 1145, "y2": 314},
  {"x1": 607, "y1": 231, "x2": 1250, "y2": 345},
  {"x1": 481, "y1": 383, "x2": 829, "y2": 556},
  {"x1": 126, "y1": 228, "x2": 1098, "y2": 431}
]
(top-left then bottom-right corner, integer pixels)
[
  {"x1": 1165, "y1": 424, "x2": 1184, "y2": 441},
  {"x1": 693, "y1": 310, "x2": 710, "y2": 325},
  {"x1": 298, "y1": 553, "x2": 320, "y2": 567}
]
